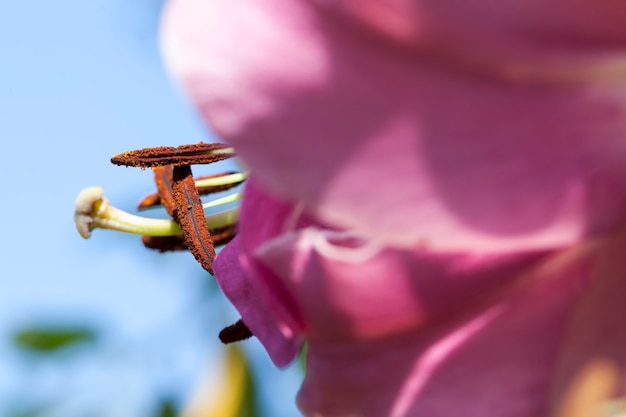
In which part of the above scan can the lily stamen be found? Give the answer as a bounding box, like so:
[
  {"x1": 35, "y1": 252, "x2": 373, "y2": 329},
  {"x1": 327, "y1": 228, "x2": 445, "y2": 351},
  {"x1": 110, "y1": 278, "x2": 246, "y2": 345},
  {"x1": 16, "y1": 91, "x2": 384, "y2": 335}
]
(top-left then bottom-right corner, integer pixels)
[{"x1": 75, "y1": 142, "x2": 252, "y2": 342}]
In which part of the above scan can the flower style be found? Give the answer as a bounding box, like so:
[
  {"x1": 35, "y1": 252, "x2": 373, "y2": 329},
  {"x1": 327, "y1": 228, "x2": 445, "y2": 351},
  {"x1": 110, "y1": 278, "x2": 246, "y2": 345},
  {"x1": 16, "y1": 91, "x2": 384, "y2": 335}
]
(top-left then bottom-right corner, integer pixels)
[{"x1": 79, "y1": 0, "x2": 626, "y2": 416}]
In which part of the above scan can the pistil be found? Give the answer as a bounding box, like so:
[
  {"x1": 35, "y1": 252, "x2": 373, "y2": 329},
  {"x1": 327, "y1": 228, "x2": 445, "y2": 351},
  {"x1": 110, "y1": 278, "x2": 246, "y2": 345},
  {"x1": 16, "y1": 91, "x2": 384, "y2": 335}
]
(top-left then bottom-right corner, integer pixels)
[{"x1": 74, "y1": 185, "x2": 238, "y2": 239}]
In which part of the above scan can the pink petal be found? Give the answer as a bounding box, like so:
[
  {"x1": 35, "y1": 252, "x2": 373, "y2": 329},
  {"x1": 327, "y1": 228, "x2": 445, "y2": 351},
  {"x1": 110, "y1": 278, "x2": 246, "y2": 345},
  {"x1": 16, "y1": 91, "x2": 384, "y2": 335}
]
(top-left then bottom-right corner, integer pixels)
[
  {"x1": 162, "y1": 1, "x2": 626, "y2": 414},
  {"x1": 214, "y1": 236, "x2": 303, "y2": 367},
  {"x1": 214, "y1": 179, "x2": 310, "y2": 366},
  {"x1": 214, "y1": 179, "x2": 626, "y2": 417},
  {"x1": 256, "y1": 227, "x2": 619, "y2": 417},
  {"x1": 296, "y1": 258, "x2": 589, "y2": 417},
  {"x1": 214, "y1": 178, "x2": 549, "y2": 363},
  {"x1": 161, "y1": 0, "x2": 626, "y2": 249},
  {"x1": 257, "y1": 227, "x2": 553, "y2": 341}
]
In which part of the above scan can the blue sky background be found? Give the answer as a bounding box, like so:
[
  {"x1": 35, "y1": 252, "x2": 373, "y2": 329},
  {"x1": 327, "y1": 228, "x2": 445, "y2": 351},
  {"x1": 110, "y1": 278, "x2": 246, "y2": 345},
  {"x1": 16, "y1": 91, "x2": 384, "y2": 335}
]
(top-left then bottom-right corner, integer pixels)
[{"x1": 0, "y1": 1, "x2": 301, "y2": 415}]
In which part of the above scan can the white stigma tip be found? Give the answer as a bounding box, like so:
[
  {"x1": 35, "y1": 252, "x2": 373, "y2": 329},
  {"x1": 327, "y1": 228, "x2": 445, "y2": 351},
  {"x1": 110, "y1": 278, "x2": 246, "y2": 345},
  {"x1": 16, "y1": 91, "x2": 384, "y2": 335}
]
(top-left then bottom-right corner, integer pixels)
[{"x1": 74, "y1": 186, "x2": 105, "y2": 239}]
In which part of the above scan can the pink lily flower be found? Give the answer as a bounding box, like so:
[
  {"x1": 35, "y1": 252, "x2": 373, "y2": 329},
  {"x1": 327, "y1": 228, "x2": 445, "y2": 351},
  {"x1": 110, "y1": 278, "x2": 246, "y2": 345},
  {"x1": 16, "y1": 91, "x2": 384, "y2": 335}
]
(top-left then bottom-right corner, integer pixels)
[{"x1": 160, "y1": 0, "x2": 626, "y2": 416}]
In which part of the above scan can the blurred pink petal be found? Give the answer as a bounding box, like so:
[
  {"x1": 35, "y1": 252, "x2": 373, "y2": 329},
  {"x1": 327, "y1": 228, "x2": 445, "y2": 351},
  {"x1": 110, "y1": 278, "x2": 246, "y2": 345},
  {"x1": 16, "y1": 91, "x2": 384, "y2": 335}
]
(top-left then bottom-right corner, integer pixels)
[
  {"x1": 293, "y1": 250, "x2": 590, "y2": 417},
  {"x1": 161, "y1": 0, "x2": 626, "y2": 248},
  {"x1": 161, "y1": 0, "x2": 626, "y2": 416},
  {"x1": 215, "y1": 179, "x2": 552, "y2": 363},
  {"x1": 213, "y1": 179, "x2": 309, "y2": 366},
  {"x1": 215, "y1": 181, "x2": 626, "y2": 416},
  {"x1": 291, "y1": 241, "x2": 606, "y2": 417}
]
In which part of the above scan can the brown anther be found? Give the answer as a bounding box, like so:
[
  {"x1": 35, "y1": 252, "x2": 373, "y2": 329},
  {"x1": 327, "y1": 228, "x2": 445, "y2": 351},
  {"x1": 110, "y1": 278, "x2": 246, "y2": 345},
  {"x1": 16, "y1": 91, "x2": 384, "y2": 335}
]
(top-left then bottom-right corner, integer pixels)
[
  {"x1": 111, "y1": 142, "x2": 234, "y2": 168},
  {"x1": 141, "y1": 234, "x2": 187, "y2": 252},
  {"x1": 141, "y1": 224, "x2": 237, "y2": 252},
  {"x1": 151, "y1": 166, "x2": 176, "y2": 216},
  {"x1": 136, "y1": 193, "x2": 161, "y2": 211},
  {"x1": 219, "y1": 319, "x2": 253, "y2": 344},
  {"x1": 171, "y1": 165, "x2": 216, "y2": 274},
  {"x1": 137, "y1": 171, "x2": 243, "y2": 212},
  {"x1": 209, "y1": 223, "x2": 238, "y2": 247}
]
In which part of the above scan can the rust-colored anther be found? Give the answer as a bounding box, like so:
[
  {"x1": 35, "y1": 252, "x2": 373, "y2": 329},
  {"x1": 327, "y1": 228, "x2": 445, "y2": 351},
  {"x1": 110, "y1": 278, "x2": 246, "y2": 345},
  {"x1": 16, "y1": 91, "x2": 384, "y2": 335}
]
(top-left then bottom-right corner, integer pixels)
[
  {"x1": 141, "y1": 223, "x2": 237, "y2": 252},
  {"x1": 111, "y1": 142, "x2": 235, "y2": 168},
  {"x1": 151, "y1": 166, "x2": 176, "y2": 216},
  {"x1": 136, "y1": 193, "x2": 161, "y2": 211},
  {"x1": 219, "y1": 319, "x2": 253, "y2": 344},
  {"x1": 171, "y1": 164, "x2": 216, "y2": 274},
  {"x1": 141, "y1": 234, "x2": 188, "y2": 252},
  {"x1": 209, "y1": 223, "x2": 238, "y2": 247},
  {"x1": 137, "y1": 171, "x2": 243, "y2": 212}
]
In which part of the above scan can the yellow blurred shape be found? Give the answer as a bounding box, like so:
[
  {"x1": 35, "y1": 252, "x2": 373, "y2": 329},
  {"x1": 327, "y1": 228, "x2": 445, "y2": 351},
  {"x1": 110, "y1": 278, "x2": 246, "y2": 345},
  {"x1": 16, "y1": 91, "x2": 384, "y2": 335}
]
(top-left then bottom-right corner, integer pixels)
[
  {"x1": 552, "y1": 357, "x2": 620, "y2": 417},
  {"x1": 180, "y1": 345, "x2": 249, "y2": 417},
  {"x1": 598, "y1": 399, "x2": 626, "y2": 417}
]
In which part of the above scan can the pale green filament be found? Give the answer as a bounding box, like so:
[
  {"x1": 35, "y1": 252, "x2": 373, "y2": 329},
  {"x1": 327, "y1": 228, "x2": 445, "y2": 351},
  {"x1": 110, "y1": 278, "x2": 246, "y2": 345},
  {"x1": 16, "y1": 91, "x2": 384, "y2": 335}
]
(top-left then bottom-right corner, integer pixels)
[
  {"x1": 194, "y1": 172, "x2": 248, "y2": 188},
  {"x1": 211, "y1": 147, "x2": 236, "y2": 155},
  {"x1": 202, "y1": 192, "x2": 242, "y2": 210}
]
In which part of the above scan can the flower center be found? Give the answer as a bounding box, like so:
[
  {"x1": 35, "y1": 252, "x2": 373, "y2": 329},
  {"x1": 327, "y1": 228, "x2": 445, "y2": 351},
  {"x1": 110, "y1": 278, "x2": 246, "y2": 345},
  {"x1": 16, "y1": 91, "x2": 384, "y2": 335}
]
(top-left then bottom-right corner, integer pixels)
[{"x1": 74, "y1": 142, "x2": 253, "y2": 343}]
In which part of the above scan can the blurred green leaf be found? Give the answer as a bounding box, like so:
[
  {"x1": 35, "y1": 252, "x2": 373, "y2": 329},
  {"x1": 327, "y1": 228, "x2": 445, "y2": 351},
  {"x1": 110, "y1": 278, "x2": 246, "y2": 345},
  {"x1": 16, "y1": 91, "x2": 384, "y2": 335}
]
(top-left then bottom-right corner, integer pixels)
[
  {"x1": 12, "y1": 325, "x2": 97, "y2": 354},
  {"x1": 298, "y1": 343, "x2": 308, "y2": 374},
  {"x1": 154, "y1": 398, "x2": 178, "y2": 417},
  {"x1": 6, "y1": 404, "x2": 48, "y2": 417}
]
